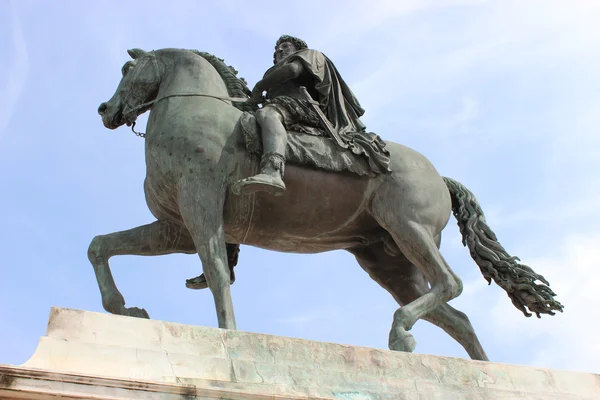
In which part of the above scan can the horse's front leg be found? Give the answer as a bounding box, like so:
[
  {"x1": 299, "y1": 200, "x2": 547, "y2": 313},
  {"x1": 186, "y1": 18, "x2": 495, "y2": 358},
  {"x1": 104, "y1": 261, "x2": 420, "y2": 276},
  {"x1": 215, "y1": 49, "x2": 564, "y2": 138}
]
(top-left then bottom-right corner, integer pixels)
[
  {"x1": 179, "y1": 183, "x2": 236, "y2": 330},
  {"x1": 87, "y1": 219, "x2": 195, "y2": 318}
]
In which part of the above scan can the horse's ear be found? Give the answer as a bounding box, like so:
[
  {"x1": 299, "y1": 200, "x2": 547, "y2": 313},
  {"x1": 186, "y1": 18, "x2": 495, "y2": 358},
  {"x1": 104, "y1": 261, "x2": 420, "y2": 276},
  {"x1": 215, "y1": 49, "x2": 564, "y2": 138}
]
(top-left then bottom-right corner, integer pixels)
[{"x1": 127, "y1": 48, "x2": 147, "y2": 59}]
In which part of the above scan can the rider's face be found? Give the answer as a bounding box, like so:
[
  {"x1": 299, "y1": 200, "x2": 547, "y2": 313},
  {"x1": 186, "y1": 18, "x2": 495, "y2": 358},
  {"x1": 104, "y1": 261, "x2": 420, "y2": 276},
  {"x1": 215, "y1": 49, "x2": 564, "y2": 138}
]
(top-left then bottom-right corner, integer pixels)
[{"x1": 275, "y1": 42, "x2": 297, "y2": 63}]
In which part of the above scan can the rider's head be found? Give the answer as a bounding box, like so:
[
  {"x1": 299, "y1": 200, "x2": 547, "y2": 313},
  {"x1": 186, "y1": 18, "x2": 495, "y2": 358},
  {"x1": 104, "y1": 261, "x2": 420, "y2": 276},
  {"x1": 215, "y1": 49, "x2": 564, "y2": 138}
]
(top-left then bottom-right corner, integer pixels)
[{"x1": 273, "y1": 35, "x2": 307, "y2": 64}]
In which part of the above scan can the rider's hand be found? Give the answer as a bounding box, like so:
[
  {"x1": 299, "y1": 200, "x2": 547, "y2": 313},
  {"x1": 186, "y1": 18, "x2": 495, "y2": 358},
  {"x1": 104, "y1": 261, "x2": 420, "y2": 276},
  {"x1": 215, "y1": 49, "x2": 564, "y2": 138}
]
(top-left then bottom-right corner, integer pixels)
[
  {"x1": 249, "y1": 94, "x2": 264, "y2": 105},
  {"x1": 249, "y1": 83, "x2": 265, "y2": 104}
]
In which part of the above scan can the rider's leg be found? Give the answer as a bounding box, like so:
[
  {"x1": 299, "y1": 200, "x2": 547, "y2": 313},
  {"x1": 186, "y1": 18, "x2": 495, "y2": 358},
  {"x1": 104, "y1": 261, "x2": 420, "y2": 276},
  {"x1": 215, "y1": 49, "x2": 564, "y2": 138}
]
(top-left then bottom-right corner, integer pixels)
[{"x1": 232, "y1": 105, "x2": 287, "y2": 196}]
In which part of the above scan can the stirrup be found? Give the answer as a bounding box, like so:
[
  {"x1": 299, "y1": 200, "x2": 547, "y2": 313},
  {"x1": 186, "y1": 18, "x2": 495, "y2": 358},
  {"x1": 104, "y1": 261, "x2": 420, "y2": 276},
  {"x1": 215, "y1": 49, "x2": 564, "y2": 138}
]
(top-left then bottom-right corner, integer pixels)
[{"x1": 232, "y1": 175, "x2": 285, "y2": 196}]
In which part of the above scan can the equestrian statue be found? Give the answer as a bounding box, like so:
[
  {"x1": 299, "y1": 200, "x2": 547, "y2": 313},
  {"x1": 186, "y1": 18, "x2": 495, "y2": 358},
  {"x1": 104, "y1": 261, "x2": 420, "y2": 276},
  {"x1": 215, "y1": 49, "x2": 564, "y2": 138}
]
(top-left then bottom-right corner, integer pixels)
[{"x1": 93, "y1": 35, "x2": 563, "y2": 361}]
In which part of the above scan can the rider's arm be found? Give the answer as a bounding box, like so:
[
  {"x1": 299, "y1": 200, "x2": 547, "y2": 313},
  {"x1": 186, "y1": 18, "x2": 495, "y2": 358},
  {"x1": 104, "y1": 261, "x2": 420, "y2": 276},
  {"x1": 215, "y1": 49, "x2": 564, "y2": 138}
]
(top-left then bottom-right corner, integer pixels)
[{"x1": 254, "y1": 60, "x2": 304, "y2": 92}]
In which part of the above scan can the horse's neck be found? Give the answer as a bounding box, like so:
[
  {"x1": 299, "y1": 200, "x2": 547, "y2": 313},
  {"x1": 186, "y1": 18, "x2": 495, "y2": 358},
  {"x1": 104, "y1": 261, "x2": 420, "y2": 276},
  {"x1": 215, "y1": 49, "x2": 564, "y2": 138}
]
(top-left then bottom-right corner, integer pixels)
[
  {"x1": 158, "y1": 53, "x2": 229, "y2": 99},
  {"x1": 147, "y1": 52, "x2": 239, "y2": 146}
]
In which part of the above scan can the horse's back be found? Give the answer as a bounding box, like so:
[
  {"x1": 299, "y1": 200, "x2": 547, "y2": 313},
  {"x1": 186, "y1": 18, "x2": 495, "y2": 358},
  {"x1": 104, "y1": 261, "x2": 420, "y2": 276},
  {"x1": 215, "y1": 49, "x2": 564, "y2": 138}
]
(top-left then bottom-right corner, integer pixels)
[
  {"x1": 373, "y1": 141, "x2": 452, "y2": 230},
  {"x1": 224, "y1": 138, "x2": 451, "y2": 250},
  {"x1": 384, "y1": 141, "x2": 441, "y2": 178}
]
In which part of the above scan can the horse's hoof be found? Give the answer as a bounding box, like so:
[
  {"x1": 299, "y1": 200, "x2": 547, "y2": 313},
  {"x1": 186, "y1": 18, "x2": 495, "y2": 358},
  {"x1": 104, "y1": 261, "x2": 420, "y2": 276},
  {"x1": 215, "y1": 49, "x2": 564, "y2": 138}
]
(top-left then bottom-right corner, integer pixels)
[
  {"x1": 126, "y1": 307, "x2": 150, "y2": 319},
  {"x1": 103, "y1": 293, "x2": 126, "y2": 315},
  {"x1": 389, "y1": 328, "x2": 416, "y2": 353}
]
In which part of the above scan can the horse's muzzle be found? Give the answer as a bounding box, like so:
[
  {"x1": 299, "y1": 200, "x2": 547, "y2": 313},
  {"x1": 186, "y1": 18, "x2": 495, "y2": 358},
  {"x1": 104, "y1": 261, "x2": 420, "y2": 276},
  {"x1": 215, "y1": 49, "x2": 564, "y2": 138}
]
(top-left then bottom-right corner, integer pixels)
[
  {"x1": 98, "y1": 102, "x2": 108, "y2": 115},
  {"x1": 98, "y1": 101, "x2": 124, "y2": 130}
]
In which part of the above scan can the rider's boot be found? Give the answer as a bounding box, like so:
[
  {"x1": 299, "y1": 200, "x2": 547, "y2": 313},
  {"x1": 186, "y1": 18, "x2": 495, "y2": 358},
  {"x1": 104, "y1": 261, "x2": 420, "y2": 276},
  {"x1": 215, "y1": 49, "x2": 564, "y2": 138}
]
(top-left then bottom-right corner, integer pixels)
[
  {"x1": 186, "y1": 243, "x2": 240, "y2": 290},
  {"x1": 234, "y1": 152, "x2": 286, "y2": 196},
  {"x1": 232, "y1": 123, "x2": 287, "y2": 196}
]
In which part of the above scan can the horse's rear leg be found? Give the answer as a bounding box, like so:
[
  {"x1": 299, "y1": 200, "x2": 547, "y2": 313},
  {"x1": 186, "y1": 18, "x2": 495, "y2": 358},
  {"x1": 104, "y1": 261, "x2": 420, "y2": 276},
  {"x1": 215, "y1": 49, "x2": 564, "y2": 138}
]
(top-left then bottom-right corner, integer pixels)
[
  {"x1": 386, "y1": 226, "x2": 461, "y2": 352},
  {"x1": 179, "y1": 185, "x2": 236, "y2": 330},
  {"x1": 372, "y1": 200, "x2": 463, "y2": 353},
  {"x1": 426, "y1": 302, "x2": 488, "y2": 361},
  {"x1": 88, "y1": 219, "x2": 195, "y2": 318},
  {"x1": 349, "y1": 243, "x2": 488, "y2": 361}
]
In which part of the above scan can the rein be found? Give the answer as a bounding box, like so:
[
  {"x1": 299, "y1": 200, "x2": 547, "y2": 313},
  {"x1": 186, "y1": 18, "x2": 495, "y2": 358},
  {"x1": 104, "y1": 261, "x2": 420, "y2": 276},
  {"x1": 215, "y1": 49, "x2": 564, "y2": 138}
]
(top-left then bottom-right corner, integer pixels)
[
  {"x1": 123, "y1": 51, "x2": 251, "y2": 138},
  {"x1": 130, "y1": 93, "x2": 250, "y2": 138}
]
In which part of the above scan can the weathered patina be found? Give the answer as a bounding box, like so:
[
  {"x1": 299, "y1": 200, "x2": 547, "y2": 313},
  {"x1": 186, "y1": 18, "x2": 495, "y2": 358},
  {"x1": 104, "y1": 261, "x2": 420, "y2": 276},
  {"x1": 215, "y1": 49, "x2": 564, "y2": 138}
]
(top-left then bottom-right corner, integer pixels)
[{"x1": 93, "y1": 45, "x2": 563, "y2": 361}]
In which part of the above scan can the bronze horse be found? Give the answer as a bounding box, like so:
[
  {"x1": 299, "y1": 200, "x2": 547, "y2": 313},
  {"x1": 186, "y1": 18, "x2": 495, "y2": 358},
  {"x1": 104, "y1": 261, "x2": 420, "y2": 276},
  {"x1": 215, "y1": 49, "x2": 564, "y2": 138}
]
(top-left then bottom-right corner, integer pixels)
[{"x1": 93, "y1": 48, "x2": 562, "y2": 361}]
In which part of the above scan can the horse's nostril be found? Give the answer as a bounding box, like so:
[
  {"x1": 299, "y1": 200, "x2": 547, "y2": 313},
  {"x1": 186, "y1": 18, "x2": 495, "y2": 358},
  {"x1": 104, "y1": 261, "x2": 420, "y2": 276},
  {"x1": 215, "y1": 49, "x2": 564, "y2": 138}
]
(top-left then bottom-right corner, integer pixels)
[{"x1": 98, "y1": 102, "x2": 108, "y2": 115}]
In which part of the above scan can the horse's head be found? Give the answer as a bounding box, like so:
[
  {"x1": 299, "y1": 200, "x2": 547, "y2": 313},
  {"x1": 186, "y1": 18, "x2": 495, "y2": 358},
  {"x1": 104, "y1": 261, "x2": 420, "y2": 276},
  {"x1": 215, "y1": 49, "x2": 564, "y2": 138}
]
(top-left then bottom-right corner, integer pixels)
[{"x1": 98, "y1": 48, "x2": 160, "y2": 129}]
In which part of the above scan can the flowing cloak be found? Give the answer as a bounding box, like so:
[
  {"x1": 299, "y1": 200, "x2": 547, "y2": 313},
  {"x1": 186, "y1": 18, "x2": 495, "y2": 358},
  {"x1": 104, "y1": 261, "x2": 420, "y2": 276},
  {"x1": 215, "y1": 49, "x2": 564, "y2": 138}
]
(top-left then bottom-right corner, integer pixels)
[{"x1": 267, "y1": 49, "x2": 392, "y2": 175}]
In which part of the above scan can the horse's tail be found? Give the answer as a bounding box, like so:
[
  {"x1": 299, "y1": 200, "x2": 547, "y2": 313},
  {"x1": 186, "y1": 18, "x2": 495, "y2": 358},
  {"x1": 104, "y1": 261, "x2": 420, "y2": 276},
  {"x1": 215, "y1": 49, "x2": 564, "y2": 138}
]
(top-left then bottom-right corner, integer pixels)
[{"x1": 443, "y1": 176, "x2": 564, "y2": 318}]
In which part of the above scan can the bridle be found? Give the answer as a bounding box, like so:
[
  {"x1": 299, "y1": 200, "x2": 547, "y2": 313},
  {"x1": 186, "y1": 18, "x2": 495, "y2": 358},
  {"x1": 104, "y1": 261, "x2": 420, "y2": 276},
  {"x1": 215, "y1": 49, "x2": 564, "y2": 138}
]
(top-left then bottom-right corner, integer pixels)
[{"x1": 120, "y1": 51, "x2": 250, "y2": 138}]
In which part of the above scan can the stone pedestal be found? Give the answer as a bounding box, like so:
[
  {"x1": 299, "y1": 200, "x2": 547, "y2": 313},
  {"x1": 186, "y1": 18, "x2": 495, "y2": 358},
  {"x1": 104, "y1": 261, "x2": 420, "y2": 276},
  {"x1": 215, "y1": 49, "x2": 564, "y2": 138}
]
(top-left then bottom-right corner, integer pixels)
[{"x1": 1, "y1": 308, "x2": 598, "y2": 399}]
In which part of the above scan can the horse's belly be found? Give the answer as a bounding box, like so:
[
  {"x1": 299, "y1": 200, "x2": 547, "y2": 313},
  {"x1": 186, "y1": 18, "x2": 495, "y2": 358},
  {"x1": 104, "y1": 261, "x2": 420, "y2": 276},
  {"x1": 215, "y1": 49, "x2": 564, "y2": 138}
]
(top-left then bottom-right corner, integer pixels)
[{"x1": 225, "y1": 165, "x2": 381, "y2": 253}]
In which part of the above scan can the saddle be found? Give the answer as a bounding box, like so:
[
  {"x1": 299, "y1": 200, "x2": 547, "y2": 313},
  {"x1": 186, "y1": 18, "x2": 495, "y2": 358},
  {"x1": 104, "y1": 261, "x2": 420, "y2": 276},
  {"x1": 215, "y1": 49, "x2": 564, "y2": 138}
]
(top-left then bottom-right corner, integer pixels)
[{"x1": 239, "y1": 112, "x2": 377, "y2": 177}]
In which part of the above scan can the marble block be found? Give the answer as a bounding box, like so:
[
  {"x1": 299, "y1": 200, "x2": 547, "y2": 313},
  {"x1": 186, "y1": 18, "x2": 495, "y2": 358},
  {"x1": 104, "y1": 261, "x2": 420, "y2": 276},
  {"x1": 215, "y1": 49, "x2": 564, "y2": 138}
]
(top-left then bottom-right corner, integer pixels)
[{"x1": 0, "y1": 307, "x2": 598, "y2": 399}]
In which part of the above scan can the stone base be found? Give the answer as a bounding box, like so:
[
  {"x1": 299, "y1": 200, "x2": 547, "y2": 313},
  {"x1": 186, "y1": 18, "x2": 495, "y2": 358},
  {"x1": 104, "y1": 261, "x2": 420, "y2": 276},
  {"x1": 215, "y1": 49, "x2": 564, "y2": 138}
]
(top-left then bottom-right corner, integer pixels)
[{"x1": 1, "y1": 308, "x2": 598, "y2": 399}]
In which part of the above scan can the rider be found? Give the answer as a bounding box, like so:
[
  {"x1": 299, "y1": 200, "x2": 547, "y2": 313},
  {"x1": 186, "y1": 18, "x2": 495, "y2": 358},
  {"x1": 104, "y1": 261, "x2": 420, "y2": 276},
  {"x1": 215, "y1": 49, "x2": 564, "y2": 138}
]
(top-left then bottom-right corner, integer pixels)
[
  {"x1": 231, "y1": 34, "x2": 390, "y2": 196},
  {"x1": 188, "y1": 35, "x2": 390, "y2": 290}
]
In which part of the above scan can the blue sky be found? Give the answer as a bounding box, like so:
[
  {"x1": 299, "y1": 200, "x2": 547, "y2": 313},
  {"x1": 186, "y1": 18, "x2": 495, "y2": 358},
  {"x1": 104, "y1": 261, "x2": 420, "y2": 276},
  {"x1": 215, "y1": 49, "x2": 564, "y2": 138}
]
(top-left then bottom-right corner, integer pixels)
[{"x1": 1, "y1": 0, "x2": 599, "y2": 374}]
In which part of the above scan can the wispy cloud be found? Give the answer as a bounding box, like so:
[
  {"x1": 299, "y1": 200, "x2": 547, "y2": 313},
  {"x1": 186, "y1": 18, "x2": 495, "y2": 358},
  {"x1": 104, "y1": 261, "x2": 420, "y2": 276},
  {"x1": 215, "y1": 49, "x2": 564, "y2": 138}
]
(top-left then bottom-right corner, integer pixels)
[
  {"x1": 277, "y1": 313, "x2": 327, "y2": 325},
  {"x1": 550, "y1": 102, "x2": 600, "y2": 165},
  {"x1": 0, "y1": 1, "x2": 29, "y2": 141},
  {"x1": 276, "y1": 308, "x2": 337, "y2": 325},
  {"x1": 439, "y1": 96, "x2": 481, "y2": 133}
]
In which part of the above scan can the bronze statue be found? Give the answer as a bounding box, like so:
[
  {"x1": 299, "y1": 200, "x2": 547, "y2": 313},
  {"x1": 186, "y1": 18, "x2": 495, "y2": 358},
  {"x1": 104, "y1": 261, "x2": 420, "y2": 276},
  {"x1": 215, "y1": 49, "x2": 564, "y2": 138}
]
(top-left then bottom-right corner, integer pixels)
[
  {"x1": 231, "y1": 35, "x2": 390, "y2": 196},
  {"x1": 94, "y1": 43, "x2": 562, "y2": 361}
]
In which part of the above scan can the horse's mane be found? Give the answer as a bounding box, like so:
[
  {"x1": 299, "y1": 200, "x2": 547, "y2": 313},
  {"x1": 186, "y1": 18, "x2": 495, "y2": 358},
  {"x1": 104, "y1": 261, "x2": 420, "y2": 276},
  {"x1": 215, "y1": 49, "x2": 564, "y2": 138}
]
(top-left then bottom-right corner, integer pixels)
[{"x1": 188, "y1": 50, "x2": 257, "y2": 113}]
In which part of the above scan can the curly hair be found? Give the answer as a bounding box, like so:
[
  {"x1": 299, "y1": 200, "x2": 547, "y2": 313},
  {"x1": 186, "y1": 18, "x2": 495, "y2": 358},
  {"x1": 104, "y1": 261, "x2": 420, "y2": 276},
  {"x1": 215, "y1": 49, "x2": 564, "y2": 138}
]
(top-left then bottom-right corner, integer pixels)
[{"x1": 273, "y1": 35, "x2": 308, "y2": 64}]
